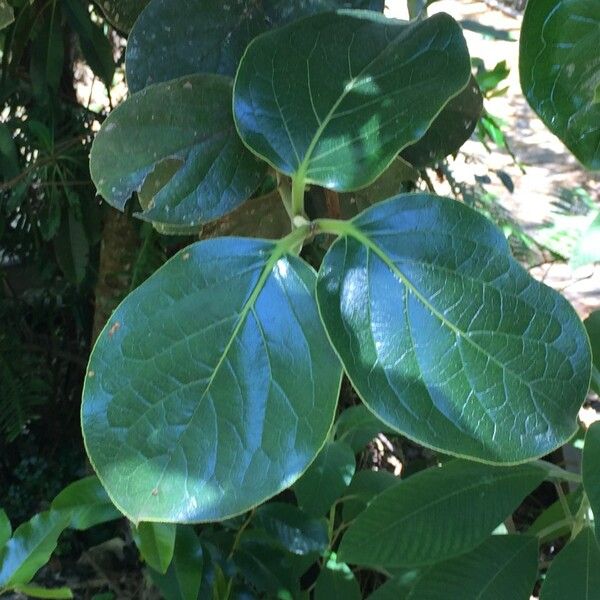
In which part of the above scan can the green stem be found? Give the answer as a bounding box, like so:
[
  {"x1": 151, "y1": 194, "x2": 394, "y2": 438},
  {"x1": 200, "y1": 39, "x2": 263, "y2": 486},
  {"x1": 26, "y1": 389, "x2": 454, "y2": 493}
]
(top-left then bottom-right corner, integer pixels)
[
  {"x1": 535, "y1": 518, "x2": 573, "y2": 542},
  {"x1": 291, "y1": 175, "x2": 306, "y2": 221},
  {"x1": 228, "y1": 508, "x2": 256, "y2": 559},
  {"x1": 535, "y1": 460, "x2": 582, "y2": 484}
]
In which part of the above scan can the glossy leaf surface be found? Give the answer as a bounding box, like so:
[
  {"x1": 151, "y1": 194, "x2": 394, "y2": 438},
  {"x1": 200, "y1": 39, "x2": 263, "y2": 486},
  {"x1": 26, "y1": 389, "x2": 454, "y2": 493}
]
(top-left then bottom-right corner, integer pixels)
[
  {"x1": 406, "y1": 535, "x2": 538, "y2": 599},
  {"x1": 337, "y1": 460, "x2": 545, "y2": 567},
  {"x1": 0, "y1": 511, "x2": 70, "y2": 587},
  {"x1": 254, "y1": 502, "x2": 328, "y2": 555},
  {"x1": 82, "y1": 238, "x2": 342, "y2": 522},
  {"x1": 126, "y1": 0, "x2": 383, "y2": 92},
  {"x1": 50, "y1": 476, "x2": 121, "y2": 530},
  {"x1": 234, "y1": 11, "x2": 470, "y2": 190},
  {"x1": 90, "y1": 74, "x2": 266, "y2": 229},
  {"x1": 293, "y1": 441, "x2": 355, "y2": 517},
  {"x1": 541, "y1": 527, "x2": 600, "y2": 599},
  {"x1": 136, "y1": 522, "x2": 176, "y2": 574},
  {"x1": 519, "y1": 0, "x2": 600, "y2": 170},
  {"x1": 583, "y1": 422, "x2": 600, "y2": 543},
  {"x1": 317, "y1": 193, "x2": 591, "y2": 463}
]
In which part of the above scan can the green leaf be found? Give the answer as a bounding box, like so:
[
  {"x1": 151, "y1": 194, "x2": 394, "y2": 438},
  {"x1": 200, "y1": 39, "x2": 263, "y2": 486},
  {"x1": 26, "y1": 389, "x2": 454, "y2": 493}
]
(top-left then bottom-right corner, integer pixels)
[
  {"x1": 53, "y1": 211, "x2": 89, "y2": 284},
  {"x1": 337, "y1": 158, "x2": 418, "y2": 219},
  {"x1": 82, "y1": 238, "x2": 342, "y2": 523},
  {"x1": 341, "y1": 469, "x2": 397, "y2": 523},
  {"x1": 367, "y1": 570, "x2": 422, "y2": 600},
  {"x1": 407, "y1": 535, "x2": 538, "y2": 600},
  {"x1": 135, "y1": 522, "x2": 176, "y2": 574},
  {"x1": 233, "y1": 11, "x2": 470, "y2": 191},
  {"x1": 315, "y1": 554, "x2": 361, "y2": 600},
  {"x1": 519, "y1": 0, "x2": 600, "y2": 170},
  {"x1": 148, "y1": 525, "x2": 203, "y2": 600},
  {"x1": 234, "y1": 534, "x2": 310, "y2": 599},
  {"x1": 30, "y1": 6, "x2": 64, "y2": 96},
  {"x1": 0, "y1": 1, "x2": 13, "y2": 30},
  {"x1": 583, "y1": 422, "x2": 600, "y2": 544},
  {"x1": 528, "y1": 488, "x2": 583, "y2": 543},
  {"x1": 316, "y1": 193, "x2": 591, "y2": 463},
  {"x1": 254, "y1": 502, "x2": 329, "y2": 555},
  {"x1": 63, "y1": 0, "x2": 115, "y2": 87},
  {"x1": 11, "y1": 585, "x2": 73, "y2": 599},
  {"x1": 335, "y1": 405, "x2": 392, "y2": 452},
  {"x1": 570, "y1": 212, "x2": 600, "y2": 269},
  {"x1": 540, "y1": 527, "x2": 600, "y2": 599},
  {"x1": 94, "y1": 0, "x2": 149, "y2": 32},
  {"x1": 294, "y1": 441, "x2": 355, "y2": 517},
  {"x1": 337, "y1": 460, "x2": 545, "y2": 567},
  {"x1": 0, "y1": 511, "x2": 70, "y2": 587},
  {"x1": 50, "y1": 476, "x2": 121, "y2": 530},
  {"x1": 126, "y1": 0, "x2": 384, "y2": 92},
  {"x1": 584, "y1": 310, "x2": 600, "y2": 394},
  {"x1": 90, "y1": 74, "x2": 266, "y2": 230},
  {"x1": 202, "y1": 190, "x2": 290, "y2": 240},
  {"x1": 0, "y1": 509, "x2": 11, "y2": 548},
  {"x1": 400, "y1": 76, "x2": 483, "y2": 169}
]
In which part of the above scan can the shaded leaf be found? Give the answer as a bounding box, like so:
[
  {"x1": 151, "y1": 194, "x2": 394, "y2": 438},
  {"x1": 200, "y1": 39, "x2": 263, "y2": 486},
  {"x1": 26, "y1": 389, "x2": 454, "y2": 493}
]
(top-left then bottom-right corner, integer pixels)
[
  {"x1": 294, "y1": 441, "x2": 355, "y2": 517},
  {"x1": 583, "y1": 422, "x2": 600, "y2": 544},
  {"x1": 90, "y1": 74, "x2": 266, "y2": 230},
  {"x1": 315, "y1": 553, "x2": 361, "y2": 600},
  {"x1": 254, "y1": 502, "x2": 328, "y2": 555},
  {"x1": 584, "y1": 310, "x2": 600, "y2": 394},
  {"x1": 126, "y1": 0, "x2": 384, "y2": 92},
  {"x1": 51, "y1": 476, "x2": 121, "y2": 530},
  {"x1": 406, "y1": 535, "x2": 538, "y2": 600},
  {"x1": 0, "y1": 1, "x2": 13, "y2": 30},
  {"x1": 135, "y1": 522, "x2": 176, "y2": 574},
  {"x1": 528, "y1": 487, "x2": 583, "y2": 543},
  {"x1": 148, "y1": 525, "x2": 203, "y2": 600},
  {"x1": 316, "y1": 194, "x2": 591, "y2": 463},
  {"x1": 520, "y1": 0, "x2": 600, "y2": 170},
  {"x1": 11, "y1": 585, "x2": 73, "y2": 599},
  {"x1": 341, "y1": 469, "x2": 397, "y2": 523},
  {"x1": 367, "y1": 569, "x2": 422, "y2": 600},
  {"x1": 0, "y1": 509, "x2": 11, "y2": 548},
  {"x1": 53, "y1": 211, "x2": 89, "y2": 284},
  {"x1": 82, "y1": 239, "x2": 342, "y2": 522},
  {"x1": 335, "y1": 405, "x2": 392, "y2": 453},
  {"x1": 540, "y1": 527, "x2": 600, "y2": 599},
  {"x1": 94, "y1": 0, "x2": 149, "y2": 32},
  {"x1": 401, "y1": 76, "x2": 483, "y2": 169},
  {"x1": 234, "y1": 11, "x2": 470, "y2": 190},
  {"x1": 337, "y1": 460, "x2": 545, "y2": 567}
]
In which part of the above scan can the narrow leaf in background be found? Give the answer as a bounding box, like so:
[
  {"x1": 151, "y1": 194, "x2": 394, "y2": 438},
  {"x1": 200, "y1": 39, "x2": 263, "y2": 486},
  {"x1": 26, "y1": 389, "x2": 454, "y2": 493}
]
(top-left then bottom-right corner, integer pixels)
[
  {"x1": 540, "y1": 527, "x2": 600, "y2": 599},
  {"x1": 337, "y1": 460, "x2": 545, "y2": 567},
  {"x1": 582, "y1": 422, "x2": 600, "y2": 544},
  {"x1": 406, "y1": 535, "x2": 538, "y2": 600}
]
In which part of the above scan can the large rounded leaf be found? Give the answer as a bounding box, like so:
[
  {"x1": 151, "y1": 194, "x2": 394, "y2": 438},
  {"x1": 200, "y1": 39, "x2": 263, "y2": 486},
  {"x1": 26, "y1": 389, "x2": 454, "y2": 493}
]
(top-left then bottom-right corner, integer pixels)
[
  {"x1": 126, "y1": 0, "x2": 384, "y2": 93},
  {"x1": 406, "y1": 535, "x2": 538, "y2": 600},
  {"x1": 89, "y1": 74, "x2": 267, "y2": 230},
  {"x1": 519, "y1": 0, "x2": 600, "y2": 170},
  {"x1": 316, "y1": 193, "x2": 591, "y2": 463},
  {"x1": 337, "y1": 460, "x2": 545, "y2": 567},
  {"x1": 82, "y1": 238, "x2": 342, "y2": 523},
  {"x1": 233, "y1": 11, "x2": 470, "y2": 191}
]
